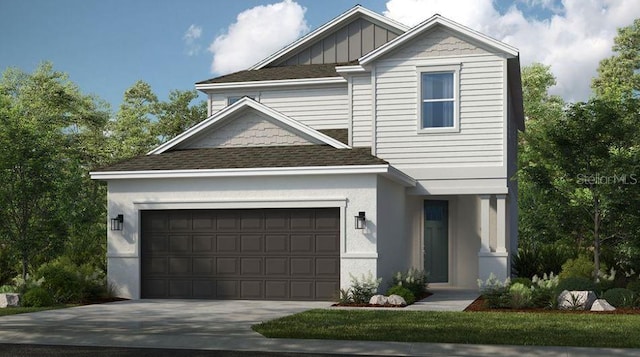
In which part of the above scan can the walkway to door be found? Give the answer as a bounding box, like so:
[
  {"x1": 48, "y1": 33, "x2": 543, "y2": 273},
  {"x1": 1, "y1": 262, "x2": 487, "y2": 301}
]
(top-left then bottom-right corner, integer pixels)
[{"x1": 405, "y1": 287, "x2": 479, "y2": 311}]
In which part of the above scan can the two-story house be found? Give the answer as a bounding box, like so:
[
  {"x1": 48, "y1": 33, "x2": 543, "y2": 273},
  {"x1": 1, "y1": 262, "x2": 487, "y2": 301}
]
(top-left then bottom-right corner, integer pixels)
[{"x1": 91, "y1": 5, "x2": 524, "y2": 300}]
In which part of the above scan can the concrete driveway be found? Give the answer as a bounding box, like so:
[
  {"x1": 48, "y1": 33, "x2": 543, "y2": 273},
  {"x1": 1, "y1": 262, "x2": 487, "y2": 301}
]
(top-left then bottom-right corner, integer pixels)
[{"x1": 0, "y1": 300, "x2": 330, "y2": 351}]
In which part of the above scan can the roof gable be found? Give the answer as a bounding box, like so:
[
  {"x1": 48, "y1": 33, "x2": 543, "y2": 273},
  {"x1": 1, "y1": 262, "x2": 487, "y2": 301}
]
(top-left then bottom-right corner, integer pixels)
[
  {"x1": 149, "y1": 97, "x2": 349, "y2": 155},
  {"x1": 360, "y1": 14, "x2": 518, "y2": 65},
  {"x1": 249, "y1": 5, "x2": 408, "y2": 70}
]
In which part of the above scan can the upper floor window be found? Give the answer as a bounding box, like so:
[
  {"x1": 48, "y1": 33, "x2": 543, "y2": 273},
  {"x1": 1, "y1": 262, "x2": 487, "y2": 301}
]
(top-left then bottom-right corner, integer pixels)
[
  {"x1": 227, "y1": 95, "x2": 256, "y2": 105},
  {"x1": 418, "y1": 64, "x2": 460, "y2": 133}
]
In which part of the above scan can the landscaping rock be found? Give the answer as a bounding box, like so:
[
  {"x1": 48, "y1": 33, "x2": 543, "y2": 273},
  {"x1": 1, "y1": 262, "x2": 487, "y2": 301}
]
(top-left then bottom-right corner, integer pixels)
[
  {"x1": 557, "y1": 290, "x2": 597, "y2": 310},
  {"x1": 387, "y1": 294, "x2": 407, "y2": 306},
  {"x1": 591, "y1": 299, "x2": 616, "y2": 311},
  {"x1": 0, "y1": 293, "x2": 20, "y2": 308},
  {"x1": 369, "y1": 295, "x2": 388, "y2": 305}
]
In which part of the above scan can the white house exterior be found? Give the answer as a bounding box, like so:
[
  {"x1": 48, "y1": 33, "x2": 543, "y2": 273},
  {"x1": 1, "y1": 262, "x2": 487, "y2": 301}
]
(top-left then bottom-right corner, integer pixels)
[{"x1": 91, "y1": 6, "x2": 524, "y2": 300}]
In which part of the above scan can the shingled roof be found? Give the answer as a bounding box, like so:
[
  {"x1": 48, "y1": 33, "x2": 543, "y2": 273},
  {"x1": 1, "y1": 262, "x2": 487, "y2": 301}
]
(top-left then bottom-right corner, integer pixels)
[
  {"x1": 196, "y1": 63, "x2": 355, "y2": 85},
  {"x1": 95, "y1": 146, "x2": 385, "y2": 172}
]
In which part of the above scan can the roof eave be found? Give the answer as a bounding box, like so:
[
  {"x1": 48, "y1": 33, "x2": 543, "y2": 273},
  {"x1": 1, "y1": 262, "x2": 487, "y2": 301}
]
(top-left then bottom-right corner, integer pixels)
[
  {"x1": 195, "y1": 77, "x2": 346, "y2": 91},
  {"x1": 248, "y1": 5, "x2": 409, "y2": 70},
  {"x1": 360, "y1": 14, "x2": 519, "y2": 66}
]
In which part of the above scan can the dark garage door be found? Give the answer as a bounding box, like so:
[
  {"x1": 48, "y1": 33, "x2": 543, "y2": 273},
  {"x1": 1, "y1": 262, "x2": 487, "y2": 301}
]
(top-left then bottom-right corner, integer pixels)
[{"x1": 141, "y1": 208, "x2": 340, "y2": 300}]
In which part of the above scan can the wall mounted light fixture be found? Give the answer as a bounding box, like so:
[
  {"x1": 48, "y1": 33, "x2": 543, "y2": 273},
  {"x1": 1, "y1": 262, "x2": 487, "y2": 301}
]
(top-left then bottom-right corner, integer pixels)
[
  {"x1": 110, "y1": 214, "x2": 124, "y2": 231},
  {"x1": 355, "y1": 211, "x2": 366, "y2": 229}
]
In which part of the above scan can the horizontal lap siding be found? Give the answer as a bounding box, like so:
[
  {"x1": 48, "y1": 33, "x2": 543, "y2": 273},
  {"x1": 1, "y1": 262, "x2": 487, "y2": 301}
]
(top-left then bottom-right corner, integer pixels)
[
  {"x1": 261, "y1": 86, "x2": 348, "y2": 129},
  {"x1": 375, "y1": 54, "x2": 504, "y2": 167},
  {"x1": 352, "y1": 75, "x2": 372, "y2": 147}
]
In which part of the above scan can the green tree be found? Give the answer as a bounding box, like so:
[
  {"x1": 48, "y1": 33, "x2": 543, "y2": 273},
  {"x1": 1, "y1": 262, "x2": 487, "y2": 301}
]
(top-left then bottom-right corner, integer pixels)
[
  {"x1": 108, "y1": 80, "x2": 159, "y2": 159},
  {"x1": 154, "y1": 89, "x2": 207, "y2": 143},
  {"x1": 592, "y1": 18, "x2": 640, "y2": 101},
  {"x1": 0, "y1": 63, "x2": 109, "y2": 279}
]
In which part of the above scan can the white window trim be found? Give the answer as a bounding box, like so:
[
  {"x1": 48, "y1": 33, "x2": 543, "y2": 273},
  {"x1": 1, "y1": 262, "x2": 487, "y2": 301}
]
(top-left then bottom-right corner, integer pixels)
[
  {"x1": 227, "y1": 94, "x2": 259, "y2": 106},
  {"x1": 417, "y1": 64, "x2": 461, "y2": 134}
]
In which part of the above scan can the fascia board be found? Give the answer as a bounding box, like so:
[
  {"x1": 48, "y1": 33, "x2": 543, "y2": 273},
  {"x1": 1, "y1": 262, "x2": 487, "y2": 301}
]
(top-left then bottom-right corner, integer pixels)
[
  {"x1": 195, "y1": 77, "x2": 346, "y2": 91},
  {"x1": 90, "y1": 165, "x2": 393, "y2": 180},
  {"x1": 360, "y1": 15, "x2": 518, "y2": 66},
  {"x1": 249, "y1": 6, "x2": 409, "y2": 70}
]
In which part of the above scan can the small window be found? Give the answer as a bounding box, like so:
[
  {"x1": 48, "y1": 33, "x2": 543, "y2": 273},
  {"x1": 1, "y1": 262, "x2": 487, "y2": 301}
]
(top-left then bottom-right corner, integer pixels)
[
  {"x1": 421, "y1": 72, "x2": 454, "y2": 128},
  {"x1": 418, "y1": 64, "x2": 460, "y2": 133},
  {"x1": 227, "y1": 95, "x2": 256, "y2": 105}
]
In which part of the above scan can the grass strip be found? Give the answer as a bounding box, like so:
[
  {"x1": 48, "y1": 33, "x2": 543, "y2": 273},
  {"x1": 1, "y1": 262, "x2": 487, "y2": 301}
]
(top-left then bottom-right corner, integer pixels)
[{"x1": 253, "y1": 309, "x2": 640, "y2": 348}]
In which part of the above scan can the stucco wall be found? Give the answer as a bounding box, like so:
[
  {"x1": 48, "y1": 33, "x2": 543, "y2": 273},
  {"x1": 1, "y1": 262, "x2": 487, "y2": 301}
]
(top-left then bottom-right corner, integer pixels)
[
  {"x1": 375, "y1": 176, "x2": 408, "y2": 287},
  {"x1": 106, "y1": 174, "x2": 382, "y2": 299}
]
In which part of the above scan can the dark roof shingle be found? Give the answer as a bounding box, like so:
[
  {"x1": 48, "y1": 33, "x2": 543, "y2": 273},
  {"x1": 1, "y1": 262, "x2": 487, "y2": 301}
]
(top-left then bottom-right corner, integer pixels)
[
  {"x1": 196, "y1": 63, "x2": 355, "y2": 84},
  {"x1": 318, "y1": 129, "x2": 348, "y2": 145},
  {"x1": 95, "y1": 146, "x2": 385, "y2": 172}
]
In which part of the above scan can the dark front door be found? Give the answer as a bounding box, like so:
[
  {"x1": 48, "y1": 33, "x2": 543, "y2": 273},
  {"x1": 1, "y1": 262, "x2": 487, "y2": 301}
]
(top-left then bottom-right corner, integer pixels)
[
  {"x1": 140, "y1": 208, "x2": 340, "y2": 300},
  {"x1": 424, "y1": 200, "x2": 448, "y2": 283}
]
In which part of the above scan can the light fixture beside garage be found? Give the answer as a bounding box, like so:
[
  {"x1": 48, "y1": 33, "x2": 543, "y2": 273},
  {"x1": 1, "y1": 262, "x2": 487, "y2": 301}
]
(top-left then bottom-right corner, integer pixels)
[
  {"x1": 110, "y1": 214, "x2": 124, "y2": 231},
  {"x1": 355, "y1": 211, "x2": 366, "y2": 229}
]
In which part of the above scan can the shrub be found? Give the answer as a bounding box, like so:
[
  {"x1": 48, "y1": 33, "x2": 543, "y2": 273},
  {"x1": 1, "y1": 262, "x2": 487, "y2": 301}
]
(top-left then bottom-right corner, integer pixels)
[
  {"x1": 555, "y1": 276, "x2": 596, "y2": 294},
  {"x1": 603, "y1": 288, "x2": 635, "y2": 308},
  {"x1": 22, "y1": 287, "x2": 54, "y2": 307},
  {"x1": 512, "y1": 242, "x2": 576, "y2": 278},
  {"x1": 478, "y1": 274, "x2": 510, "y2": 308},
  {"x1": 391, "y1": 268, "x2": 428, "y2": 298},
  {"x1": 531, "y1": 273, "x2": 559, "y2": 308},
  {"x1": 348, "y1": 272, "x2": 382, "y2": 304},
  {"x1": 386, "y1": 285, "x2": 415, "y2": 305},
  {"x1": 559, "y1": 255, "x2": 599, "y2": 280},
  {"x1": 508, "y1": 283, "x2": 532, "y2": 309},
  {"x1": 35, "y1": 258, "x2": 83, "y2": 303},
  {"x1": 626, "y1": 280, "x2": 640, "y2": 296},
  {"x1": 0, "y1": 285, "x2": 17, "y2": 293},
  {"x1": 510, "y1": 277, "x2": 533, "y2": 288}
]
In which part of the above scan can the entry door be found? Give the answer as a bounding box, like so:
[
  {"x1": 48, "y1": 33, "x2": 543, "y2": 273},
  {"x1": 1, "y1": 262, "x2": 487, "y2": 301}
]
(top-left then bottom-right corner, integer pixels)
[{"x1": 424, "y1": 200, "x2": 448, "y2": 283}]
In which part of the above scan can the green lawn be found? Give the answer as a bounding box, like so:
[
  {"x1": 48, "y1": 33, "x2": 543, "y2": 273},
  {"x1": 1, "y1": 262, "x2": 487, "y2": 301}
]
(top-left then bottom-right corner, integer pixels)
[
  {"x1": 0, "y1": 305, "x2": 70, "y2": 317},
  {"x1": 253, "y1": 309, "x2": 640, "y2": 348}
]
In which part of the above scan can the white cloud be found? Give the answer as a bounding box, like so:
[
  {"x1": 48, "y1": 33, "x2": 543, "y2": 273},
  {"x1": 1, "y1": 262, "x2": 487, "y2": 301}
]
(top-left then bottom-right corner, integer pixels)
[
  {"x1": 209, "y1": 0, "x2": 309, "y2": 74},
  {"x1": 384, "y1": 0, "x2": 640, "y2": 102},
  {"x1": 184, "y1": 24, "x2": 202, "y2": 56}
]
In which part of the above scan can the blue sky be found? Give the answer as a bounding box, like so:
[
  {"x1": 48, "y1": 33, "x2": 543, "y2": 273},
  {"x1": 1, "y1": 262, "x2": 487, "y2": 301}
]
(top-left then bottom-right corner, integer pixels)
[{"x1": 1, "y1": 0, "x2": 638, "y2": 111}]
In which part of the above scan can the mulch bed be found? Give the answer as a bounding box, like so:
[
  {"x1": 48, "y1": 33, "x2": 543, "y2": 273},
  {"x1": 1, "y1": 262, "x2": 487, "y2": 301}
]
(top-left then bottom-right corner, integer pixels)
[
  {"x1": 79, "y1": 297, "x2": 129, "y2": 305},
  {"x1": 464, "y1": 296, "x2": 640, "y2": 314},
  {"x1": 332, "y1": 292, "x2": 433, "y2": 308}
]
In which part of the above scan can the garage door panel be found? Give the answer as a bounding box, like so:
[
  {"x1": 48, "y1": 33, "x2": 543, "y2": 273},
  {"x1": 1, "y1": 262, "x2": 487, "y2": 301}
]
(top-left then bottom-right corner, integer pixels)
[
  {"x1": 265, "y1": 235, "x2": 288, "y2": 253},
  {"x1": 169, "y1": 235, "x2": 191, "y2": 252},
  {"x1": 216, "y1": 258, "x2": 238, "y2": 274},
  {"x1": 193, "y1": 235, "x2": 214, "y2": 252},
  {"x1": 316, "y1": 281, "x2": 340, "y2": 300},
  {"x1": 290, "y1": 234, "x2": 314, "y2": 253},
  {"x1": 240, "y1": 235, "x2": 263, "y2": 252},
  {"x1": 216, "y1": 235, "x2": 238, "y2": 252},
  {"x1": 265, "y1": 258, "x2": 288, "y2": 275},
  {"x1": 141, "y1": 208, "x2": 339, "y2": 300},
  {"x1": 316, "y1": 234, "x2": 339, "y2": 253},
  {"x1": 192, "y1": 212, "x2": 215, "y2": 230},
  {"x1": 240, "y1": 281, "x2": 263, "y2": 299},
  {"x1": 142, "y1": 279, "x2": 167, "y2": 297},
  {"x1": 169, "y1": 257, "x2": 191, "y2": 274},
  {"x1": 169, "y1": 280, "x2": 192, "y2": 297},
  {"x1": 193, "y1": 280, "x2": 215, "y2": 298},
  {"x1": 143, "y1": 234, "x2": 168, "y2": 253},
  {"x1": 316, "y1": 258, "x2": 339, "y2": 276},
  {"x1": 240, "y1": 257, "x2": 263, "y2": 275},
  {"x1": 193, "y1": 258, "x2": 214, "y2": 274},
  {"x1": 290, "y1": 211, "x2": 315, "y2": 230},
  {"x1": 290, "y1": 281, "x2": 314, "y2": 300},
  {"x1": 265, "y1": 280, "x2": 288, "y2": 299},
  {"x1": 169, "y1": 212, "x2": 191, "y2": 231},
  {"x1": 216, "y1": 280, "x2": 238, "y2": 298},
  {"x1": 291, "y1": 258, "x2": 314, "y2": 276}
]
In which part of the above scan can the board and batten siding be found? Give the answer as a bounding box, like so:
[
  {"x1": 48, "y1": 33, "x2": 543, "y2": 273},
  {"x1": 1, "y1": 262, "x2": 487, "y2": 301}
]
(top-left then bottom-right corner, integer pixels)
[
  {"x1": 352, "y1": 75, "x2": 372, "y2": 147},
  {"x1": 373, "y1": 27, "x2": 506, "y2": 172},
  {"x1": 208, "y1": 85, "x2": 349, "y2": 130}
]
